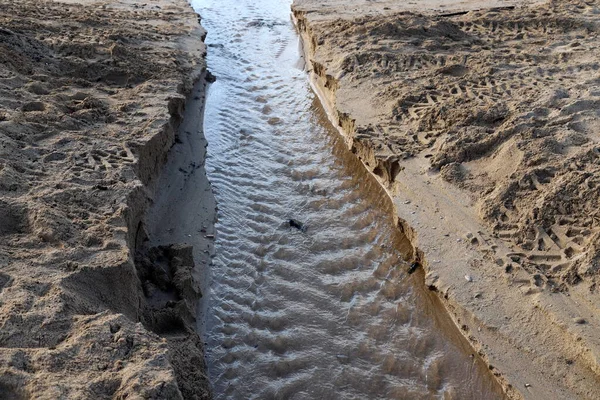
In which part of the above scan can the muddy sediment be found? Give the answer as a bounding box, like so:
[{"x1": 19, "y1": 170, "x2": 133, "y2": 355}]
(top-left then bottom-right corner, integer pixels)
[
  {"x1": 0, "y1": 0, "x2": 210, "y2": 398},
  {"x1": 293, "y1": 0, "x2": 600, "y2": 398}
]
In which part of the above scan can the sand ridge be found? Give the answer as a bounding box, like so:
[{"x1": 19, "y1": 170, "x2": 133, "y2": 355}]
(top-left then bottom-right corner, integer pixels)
[
  {"x1": 0, "y1": 0, "x2": 211, "y2": 398},
  {"x1": 293, "y1": 0, "x2": 600, "y2": 398}
]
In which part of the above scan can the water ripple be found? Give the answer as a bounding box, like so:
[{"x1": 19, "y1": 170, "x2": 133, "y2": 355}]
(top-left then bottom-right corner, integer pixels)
[{"x1": 192, "y1": 0, "x2": 505, "y2": 398}]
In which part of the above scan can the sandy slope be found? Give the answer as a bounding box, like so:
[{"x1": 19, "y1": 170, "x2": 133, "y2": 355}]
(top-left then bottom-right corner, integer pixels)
[
  {"x1": 293, "y1": 0, "x2": 600, "y2": 398},
  {"x1": 0, "y1": 0, "x2": 211, "y2": 398}
]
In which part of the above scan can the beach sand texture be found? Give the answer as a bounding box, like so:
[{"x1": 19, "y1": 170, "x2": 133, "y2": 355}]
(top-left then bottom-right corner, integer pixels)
[
  {"x1": 294, "y1": 0, "x2": 600, "y2": 398},
  {"x1": 0, "y1": 0, "x2": 211, "y2": 398}
]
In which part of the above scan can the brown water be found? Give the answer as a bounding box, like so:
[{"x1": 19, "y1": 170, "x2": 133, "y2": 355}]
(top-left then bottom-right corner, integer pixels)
[{"x1": 191, "y1": 0, "x2": 505, "y2": 398}]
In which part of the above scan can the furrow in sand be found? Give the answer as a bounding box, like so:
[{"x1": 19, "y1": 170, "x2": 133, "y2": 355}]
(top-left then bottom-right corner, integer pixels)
[
  {"x1": 0, "y1": 0, "x2": 212, "y2": 397},
  {"x1": 292, "y1": 1, "x2": 600, "y2": 399}
]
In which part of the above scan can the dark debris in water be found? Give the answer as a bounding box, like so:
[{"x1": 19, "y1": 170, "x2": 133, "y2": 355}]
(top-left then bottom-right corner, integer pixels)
[
  {"x1": 289, "y1": 219, "x2": 306, "y2": 232},
  {"x1": 408, "y1": 262, "x2": 420, "y2": 274}
]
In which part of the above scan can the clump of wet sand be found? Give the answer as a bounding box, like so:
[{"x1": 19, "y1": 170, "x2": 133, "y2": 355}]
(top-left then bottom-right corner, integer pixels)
[{"x1": 0, "y1": 0, "x2": 210, "y2": 398}]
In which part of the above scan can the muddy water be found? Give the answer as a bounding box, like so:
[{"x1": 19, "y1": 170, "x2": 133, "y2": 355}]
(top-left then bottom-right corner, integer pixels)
[{"x1": 191, "y1": 0, "x2": 504, "y2": 398}]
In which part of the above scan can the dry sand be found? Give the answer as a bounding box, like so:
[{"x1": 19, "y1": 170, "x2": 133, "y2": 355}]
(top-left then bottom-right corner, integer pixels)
[
  {"x1": 293, "y1": 0, "x2": 600, "y2": 398},
  {"x1": 0, "y1": 0, "x2": 212, "y2": 398}
]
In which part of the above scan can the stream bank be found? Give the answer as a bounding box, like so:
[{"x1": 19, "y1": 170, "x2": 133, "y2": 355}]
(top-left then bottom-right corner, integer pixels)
[
  {"x1": 292, "y1": 0, "x2": 600, "y2": 398},
  {"x1": 0, "y1": 0, "x2": 210, "y2": 397}
]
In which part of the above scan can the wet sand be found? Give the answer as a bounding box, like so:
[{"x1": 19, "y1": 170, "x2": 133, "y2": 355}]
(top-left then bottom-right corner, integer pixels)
[
  {"x1": 293, "y1": 0, "x2": 600, "y2": 398},
  {"x1": 0, "y1": 0, "x2": 211, "y2": 397}
]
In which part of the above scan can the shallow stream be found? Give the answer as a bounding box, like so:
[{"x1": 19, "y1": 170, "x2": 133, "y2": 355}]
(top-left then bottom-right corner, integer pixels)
[{"x1": 191, "y1": 0, "x2": 505, "y2": 398}]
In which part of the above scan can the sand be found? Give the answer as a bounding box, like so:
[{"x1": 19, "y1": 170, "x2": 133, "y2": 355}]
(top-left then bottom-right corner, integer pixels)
[
  {"x1": 293, "y1": 0, "x2": 600, "y2": 398},
  {"x1": 0, "y1": 0, "x2": 212, "y2": 398}
]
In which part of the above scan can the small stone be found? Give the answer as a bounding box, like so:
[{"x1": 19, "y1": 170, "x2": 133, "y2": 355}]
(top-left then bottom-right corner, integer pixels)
[
  {"x1": 407, "y1": 262, "x2": 420, "y2": 274},
  {"x1": 206, "y1": 70, "x2": 217, "y2": 83},
  {"x1": 109, "y1": 323, "x2": 121, "y2": 334},
  {"x1": 465, "y1": 275, "x2": 473, "y2": 282},
  {"x1": 573, "y1": 317, "x2": 587, "y2": 325}
]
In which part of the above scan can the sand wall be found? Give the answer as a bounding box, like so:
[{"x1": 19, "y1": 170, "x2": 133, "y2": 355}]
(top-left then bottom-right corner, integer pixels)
[{"x1": 0, "y1": 0, "x2": 211, "y2": 398}]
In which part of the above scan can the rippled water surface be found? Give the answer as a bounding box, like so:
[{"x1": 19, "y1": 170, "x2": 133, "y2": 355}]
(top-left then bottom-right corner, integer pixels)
[{"x1": 191, "y1": 0, "x2": 505, "y2": 398}]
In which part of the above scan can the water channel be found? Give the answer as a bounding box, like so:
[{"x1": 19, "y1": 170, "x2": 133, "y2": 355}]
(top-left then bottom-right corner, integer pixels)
[{"x1": 190, "y1": 0, "x2": 505, "y2": 398}]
